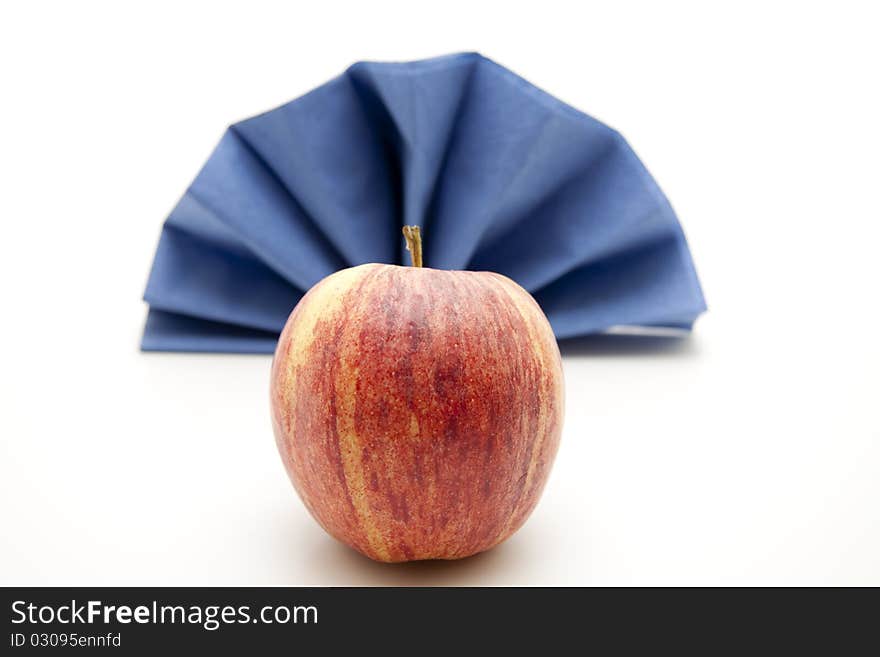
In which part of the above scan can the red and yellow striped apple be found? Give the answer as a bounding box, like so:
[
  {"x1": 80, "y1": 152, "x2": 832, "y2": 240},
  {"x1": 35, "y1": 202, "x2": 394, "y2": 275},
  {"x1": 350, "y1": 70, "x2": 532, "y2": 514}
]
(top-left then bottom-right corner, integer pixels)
[{"x1": 270, "y1": 227, "x2": 564, "y2": 562}]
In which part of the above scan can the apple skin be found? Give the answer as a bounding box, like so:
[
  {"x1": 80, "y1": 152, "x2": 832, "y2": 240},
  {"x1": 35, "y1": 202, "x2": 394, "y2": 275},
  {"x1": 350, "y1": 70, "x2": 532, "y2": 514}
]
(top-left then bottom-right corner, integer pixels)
[{"x1": 270, "y1": 263, "x2": 564, "y2": 562}]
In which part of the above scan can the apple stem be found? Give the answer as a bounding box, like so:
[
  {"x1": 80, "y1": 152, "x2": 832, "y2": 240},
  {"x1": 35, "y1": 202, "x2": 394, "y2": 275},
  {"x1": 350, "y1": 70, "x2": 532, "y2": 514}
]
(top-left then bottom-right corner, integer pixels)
[{"x1": 402, "y1": 225, "x2": 423, "y2": 267}]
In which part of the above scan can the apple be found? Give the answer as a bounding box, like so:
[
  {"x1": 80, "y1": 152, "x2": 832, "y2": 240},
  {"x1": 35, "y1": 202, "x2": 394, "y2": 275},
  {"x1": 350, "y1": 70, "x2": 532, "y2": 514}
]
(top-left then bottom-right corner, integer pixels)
[{"x1": 270, "y1": 226, "x2": 564, "y2": 562}]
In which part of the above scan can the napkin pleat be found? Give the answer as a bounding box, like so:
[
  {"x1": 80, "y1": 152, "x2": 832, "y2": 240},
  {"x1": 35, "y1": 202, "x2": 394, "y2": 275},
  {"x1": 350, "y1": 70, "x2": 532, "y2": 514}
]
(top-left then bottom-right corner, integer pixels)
[
  {"x1": 191, "y1": 129, "x2": 345, "y2": 289},
  {"x1": 164, "y1": 192, "x2": 257, "y2": 259},
  {"x1": 537, "y1": 233, "x2": 706, "y2": 338},
  {"x1": 470, "y1": 134, "x2": 678, "y2": 292},
  {"x1": 235, "y1": 79, "x2": 400, "y2": 268},
  {"x1": 348, "y1": 55, "x2": 480, "y2": 261},
  {"x1": 424, "y1": 69, "x2": 563, "y2": 270},
  {"x1": 464, "y1": 124, "x2": 618, "y2": 264},
  {"x1": 144, "y1": 226, "x2": 300, "y2": 333},
  {"x1": 142, "y1": 309, "x2": 279, "y2": 353}
]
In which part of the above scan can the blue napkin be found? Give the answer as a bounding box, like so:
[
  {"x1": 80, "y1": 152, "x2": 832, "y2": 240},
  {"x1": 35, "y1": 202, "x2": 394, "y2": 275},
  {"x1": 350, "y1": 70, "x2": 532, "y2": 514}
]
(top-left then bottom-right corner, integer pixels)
[{"x1": 142, "y1": 53, "x2": 705, "y2": 353}]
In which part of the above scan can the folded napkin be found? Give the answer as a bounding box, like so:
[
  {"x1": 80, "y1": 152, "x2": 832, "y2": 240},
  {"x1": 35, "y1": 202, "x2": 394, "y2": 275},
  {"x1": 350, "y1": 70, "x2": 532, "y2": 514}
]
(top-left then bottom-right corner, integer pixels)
[{"x1": 142, "y1": 52, "x2": 705, "y2": 353}]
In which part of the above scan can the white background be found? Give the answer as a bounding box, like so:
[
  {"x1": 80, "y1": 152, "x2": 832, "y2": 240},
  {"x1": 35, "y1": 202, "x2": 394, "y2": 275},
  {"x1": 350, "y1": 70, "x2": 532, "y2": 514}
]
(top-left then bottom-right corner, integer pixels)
[{"x1": 1, "y1": 1, "x2": 878, "y2": 586}]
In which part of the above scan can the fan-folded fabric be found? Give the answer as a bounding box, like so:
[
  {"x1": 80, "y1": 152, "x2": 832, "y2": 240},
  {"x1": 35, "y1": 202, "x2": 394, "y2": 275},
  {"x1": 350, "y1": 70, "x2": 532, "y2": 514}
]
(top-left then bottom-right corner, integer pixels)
[{"x1": 142, "y1": 52, "x2": 705, "y2": 353}]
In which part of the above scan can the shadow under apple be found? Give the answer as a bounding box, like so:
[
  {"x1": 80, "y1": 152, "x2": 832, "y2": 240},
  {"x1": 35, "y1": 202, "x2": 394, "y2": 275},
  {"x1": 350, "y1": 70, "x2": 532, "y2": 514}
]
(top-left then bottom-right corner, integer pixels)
[{"x1": 310, "y1": 530, "x2": 555, "y2": 586}]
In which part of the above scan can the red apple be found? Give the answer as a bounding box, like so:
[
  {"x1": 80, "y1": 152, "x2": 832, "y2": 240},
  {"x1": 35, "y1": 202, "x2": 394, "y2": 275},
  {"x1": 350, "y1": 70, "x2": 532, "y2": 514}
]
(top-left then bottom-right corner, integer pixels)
[{"x1": 270, "y1": 227, "x2": 564, "y2": 562}]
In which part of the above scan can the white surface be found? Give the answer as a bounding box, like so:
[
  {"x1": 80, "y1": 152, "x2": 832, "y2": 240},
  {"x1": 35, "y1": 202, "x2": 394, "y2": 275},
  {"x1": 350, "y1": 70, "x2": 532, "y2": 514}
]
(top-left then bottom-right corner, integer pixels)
[{"x1": 1, "y1": 1, "x2": 878, "y2": 586}]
